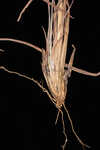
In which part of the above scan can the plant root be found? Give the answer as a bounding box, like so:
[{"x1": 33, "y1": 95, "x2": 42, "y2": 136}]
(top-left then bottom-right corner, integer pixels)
[
  {"x1": 65, "y1": 64, "x2": 100, "y2": 77},
  {"x1": 63, "y1": 104, "x2": 91, "y2": 149},
  {"x1": 0, "y1": 38, "x2": 42, "y2": 53},
  {"x1": 60, "y1": 110, "x2": 68, "y2": 150},
  {"x1": 0, "y1": 65, "x2": 90, "y2": 150},
  {"x1": 55, "y1": 103, "x2": 90, "y2": 150},
  {"x1": 55, "y1": 108, "x2": 68, "y2": 150},
  {"x1": 0, "y1": 65, "x2": 56, "y2": 105}
]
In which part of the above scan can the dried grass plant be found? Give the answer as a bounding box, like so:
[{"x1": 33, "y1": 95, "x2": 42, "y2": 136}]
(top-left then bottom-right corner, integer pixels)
[{"x1": 0, "y1": 0, "x2": 100, "y2": 149}]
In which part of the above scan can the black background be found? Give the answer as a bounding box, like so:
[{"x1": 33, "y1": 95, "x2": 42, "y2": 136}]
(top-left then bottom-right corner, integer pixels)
[{"x1": 0, "y1": 0, "x2": 100, "y2": 150}]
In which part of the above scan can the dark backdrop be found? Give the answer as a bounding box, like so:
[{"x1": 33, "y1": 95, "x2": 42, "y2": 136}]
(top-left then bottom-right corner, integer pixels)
[{"x1": 0, "y1": 0, "x2": 100, "y2": 150}]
